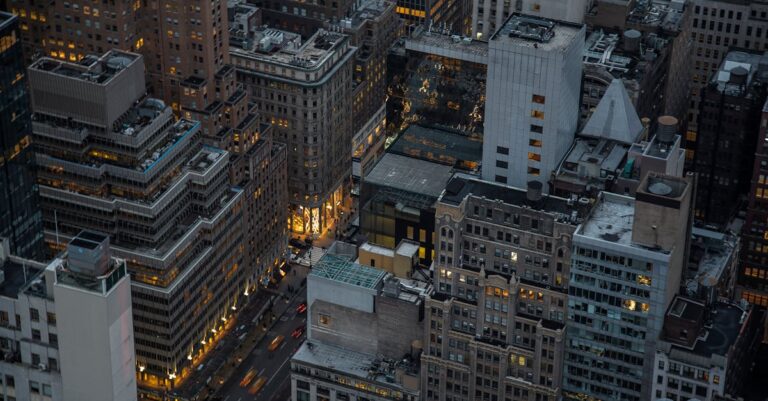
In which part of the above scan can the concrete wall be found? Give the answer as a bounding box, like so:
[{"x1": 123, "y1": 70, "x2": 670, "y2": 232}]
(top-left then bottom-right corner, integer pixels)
[
  {"x1": 520, "y1": 0, "x2": 588, "y2": 23},
  {"x1": 482, "y1": 25, "x2": 584, "y2": 192},
  {"x1": 55, "y1": 272, "x2": 136, "y2": 401}
]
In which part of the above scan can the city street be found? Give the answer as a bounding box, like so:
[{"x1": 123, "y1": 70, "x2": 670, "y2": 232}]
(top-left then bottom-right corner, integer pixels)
[{"x1": 215, "y1": 293, "x2": 306, "y2": 401}]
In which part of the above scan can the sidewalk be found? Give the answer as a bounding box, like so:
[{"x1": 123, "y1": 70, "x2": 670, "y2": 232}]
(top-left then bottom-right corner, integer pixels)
[{"x1": 153, "y1": 265, "x2": 310, "y2": 401}]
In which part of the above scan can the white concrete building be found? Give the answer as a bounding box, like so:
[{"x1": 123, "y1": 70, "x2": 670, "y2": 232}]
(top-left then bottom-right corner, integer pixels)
[
  {"x1": 482, "y1": 14, "x2": 584, "y2": 192},
  {"x1": 0, "y1": 232, "x2": 137, "y2": 401},
  {"x1": 471, "y1": 0, "x2": 589, "y2": 40}
]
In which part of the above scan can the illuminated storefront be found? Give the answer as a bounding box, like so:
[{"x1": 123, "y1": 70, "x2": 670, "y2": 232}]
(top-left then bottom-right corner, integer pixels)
[{"x1": 290, "y1": 184, "x2": 347, "y2": 237}]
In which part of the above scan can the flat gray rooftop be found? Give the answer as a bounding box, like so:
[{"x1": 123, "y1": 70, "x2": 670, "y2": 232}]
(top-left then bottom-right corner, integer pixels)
[
  {"x1": 292, "y1": 341, "x2": 418, "y2": 392},
  {"x1": 580, "y1": 193, "x2": 635, "y2": 245},
  {"x1": 491, "y1": 13, "x2": 582, "y2": 51},
  {"x1": 365, "y1": 153, "x2": 453, "y2": 199}
]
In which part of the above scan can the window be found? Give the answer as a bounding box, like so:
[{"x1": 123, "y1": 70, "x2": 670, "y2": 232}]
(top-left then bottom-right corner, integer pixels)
[
  {"x1": 32, "y1": 329, "x2": 41, "y2": 341},
  {"x1": 531, "y1": 110, "x2": 544, "y2": 119},
  {"x1": 496, "y1": 160, "x2": 508, "y2": 169},
  {"x1": 532, "y1": 94, "x2": 545, "y2": 104},
  {"x1": 49, "y1": 333, "x2": 58, "y2": 346},
  {"x1": 46, "y1": 312, "x2": 56, "y2": 326},
  {"x1": 496, "y1": 146, "x2": 509, "y2": 155},
  {"x1": 528, "y1": 167, "x2": 540, "y2": 176},
  {"x1": 530, "y1": 124, "x2": 543, "y2": 134},
  {"x1": 319, "y1": 314, "x2": 331, "y2": 325},
  {"x1": 529, "y1": 139, "x2": 542, "y2": 147},
  {"x1": 495, "y1": 175, "x2": 507, "y2": 184},
  {"x1": 30, "y1": 308, "x2": 39, "y2": 322},
  {"x1": 528, "y1": 152, "x2": 541, "y2": 162},
  {"x1": 29, "y1": 380, "x2": 40, "y2": 394}
]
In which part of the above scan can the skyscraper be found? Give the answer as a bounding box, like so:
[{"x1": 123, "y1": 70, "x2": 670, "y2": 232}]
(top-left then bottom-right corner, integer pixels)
[
  {"x1": 0, "y1": 12, "x2": 44, "y2": 260},
  {"x1": 482, "y1": 14, "x2": 584, "y2": 192},
  {"x1": 563, "y1": 173, "x2": 693, "y2": 401},
  {"x1": 685, "y1": 0, "x2": 768, "y2": 161},
  {"x1": 740, "y1": 98, "x2": 768, "y2": 307},
  {"x1": 691, "y1": 50, "x2": 768, "y2": 227},
  {"x1": 27, "y1": 51, "x2": 246, "y2": 390}
]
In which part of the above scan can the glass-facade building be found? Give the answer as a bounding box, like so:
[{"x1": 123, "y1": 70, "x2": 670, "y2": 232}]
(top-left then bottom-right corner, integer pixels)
[
  {"x1": 387, "y1": 42, "x2": 486, "y2": 137},
  {"x1": 0, "y1": 12, "x2": 43, "y2": 259}
]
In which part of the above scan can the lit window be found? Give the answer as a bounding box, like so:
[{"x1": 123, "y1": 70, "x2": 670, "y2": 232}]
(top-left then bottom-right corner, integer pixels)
[
  {"x1": 532, "y1": 94, "x2": 545, "y2": 104},
  {"x1": 529, "y1": 139, "x2": 542, "y2": 147},
  {"x1": 510, "y1": 252, "x2": 518, "y2": 263},
  {"x1": 531, "y1": 110, "x2": 544, "y2": 119},
  {"x1": 527, "y1": 167, "x2": 540, "y2": 176},
  {"x1": 528, "y1": 152, "x2": 541, "y2": 162},
  {"x1": 319, "y1": 314, "x2": 331, "y2": 325}
]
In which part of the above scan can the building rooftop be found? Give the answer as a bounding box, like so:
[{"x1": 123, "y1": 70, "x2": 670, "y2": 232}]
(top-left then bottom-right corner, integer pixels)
[
  {"x1": 30, "y1": 50, "x2": 140, "y2": 85},
  {"x1": 579, "y1": 192, "x2": 635, "y2": 245},
  {"x1": 554, "y1": 138, "x2": 631, "y2": 188},
  {"x1": 312, "y1": 254, "x2": 388, "y2": 290},
  {"x1": 491, "y1": 13, "x2": 582, "y2": 51},
  {"x1": 330, "y1": 0, "x2": 394, "y2": 30},
  {"x1": 231, "y1": 27, "x2": 348, "y2": 70},
  {"x1": 293, "y1": 341, "x2": 419, "y2": 393},
  {"x1": 626, "y1": 0, "x2": 686, "y2": 32},
  {"x1": 664, "y1": 297, "x2": 748, "y2": 359},
  {"x1": 440, "y1": 175, "x2": 580, "y2": 221},
  {"x1": 0, "y1": 259, "x2": 42, "y2": 299},
  {"x1": 687, "y1": 227, "x2": 738, "y2": 290},
  {"x1": 388, "y1": 125, "x2": 482, "y2": 172},
  {"x1": 712, "y1": 51, "x2": 768, "y2": 96},
  {"x1": 404, "y1": 28, "x2": 489, "y2": 62},
  {"x1": 365, "y1": 153, "x2": 454, "y2": 199}
]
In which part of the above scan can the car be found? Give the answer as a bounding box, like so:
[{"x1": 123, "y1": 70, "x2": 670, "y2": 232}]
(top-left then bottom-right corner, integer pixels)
[
  {"x1": 296, "y1": 302, "x2": 307, "y2": 314},
  {"x1": 248, "y1": 377, "x2": 267, "y2": 395},
  {"x1": 268, "y1": 334, "x2": 285, "y2": 352},
  {"x1": 239, "y1": 368, "x2": 257, "y2": 387},
  {"x1": 291, "y1": 325, "x2": 305, "y2": 338}
]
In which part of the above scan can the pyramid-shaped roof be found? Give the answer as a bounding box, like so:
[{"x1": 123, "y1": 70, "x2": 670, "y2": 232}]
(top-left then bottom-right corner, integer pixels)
[{"x1": 581, "y1": 79, "x2": 643, "y2": 144}]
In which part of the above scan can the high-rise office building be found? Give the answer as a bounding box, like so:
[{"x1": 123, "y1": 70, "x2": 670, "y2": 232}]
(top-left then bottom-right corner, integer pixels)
[
  {"x1": 0, "y1": 12, "x2": 44, "y2": 260},
  {"x1": 482, "y1": 14, "x2": 584, "y2": 192},
  {"x1": 471, "y1": 0, "x2": 588, "y2": 40},
  {"x1": 563, "y1": 173, "x2": 693, "y2": 401},
  {"x1": 0, "y1": 231, "x2": 137, "y2": 401},
  {"x1": 691, "y1": 50, "x2": 768, "y2": 227},
  {"x1": 685, "y1": 0, "x2": 768, "y2": 158},
  {"x1": 740, "y1": 98, "x2": 768, "y2": 307},
  {"x1": 232, "y1": 28, "x2": 356, "y2": 237},
  {"x1": 423, "y1": 174, "x2": 589, "y2": 401},
  {"x1": 325, "y1": 0, "x2": 400, "y2": 184},
  {"x1": 26, "y1": 51, "x2": 247, "y2": 390}
]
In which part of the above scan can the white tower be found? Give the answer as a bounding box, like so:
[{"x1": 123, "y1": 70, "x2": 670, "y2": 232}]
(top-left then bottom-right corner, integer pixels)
[{"x1": 481, "y1": 14, "x2": 585, "y2": 192}]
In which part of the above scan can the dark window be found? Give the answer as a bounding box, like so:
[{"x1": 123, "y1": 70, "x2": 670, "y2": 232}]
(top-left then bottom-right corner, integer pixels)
[{"x1": 496, "y1": 146, "x2": 509, "y2": 155}]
